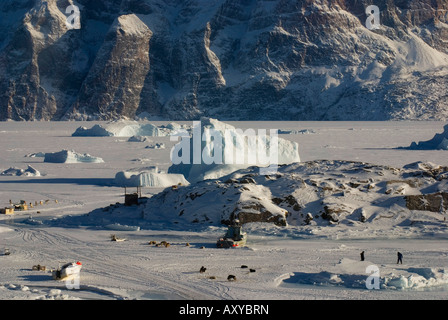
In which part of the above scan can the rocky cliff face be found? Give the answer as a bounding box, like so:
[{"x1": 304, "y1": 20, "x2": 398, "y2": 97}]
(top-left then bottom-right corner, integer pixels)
[{"x1": 1, "y1": 0, "x2": 448, "y2": 121}]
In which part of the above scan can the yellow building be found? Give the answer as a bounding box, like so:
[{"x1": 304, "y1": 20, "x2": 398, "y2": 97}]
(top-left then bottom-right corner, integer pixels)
[{"x1": 1, "y1": 207, "x2": 14, "y2": 215}]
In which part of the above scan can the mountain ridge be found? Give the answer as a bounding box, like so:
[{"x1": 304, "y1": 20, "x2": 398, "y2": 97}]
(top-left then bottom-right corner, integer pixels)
[{"x1": 1, "y1": 0, "x2": 448, "y2": 121}]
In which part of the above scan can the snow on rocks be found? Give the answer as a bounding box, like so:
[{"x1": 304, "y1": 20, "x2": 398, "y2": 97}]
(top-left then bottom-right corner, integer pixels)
[
  {"x1": 50, "y1": 158, "x2": 448, "y2": 240},
  {"x1": 44, "y1": 150, "x2": 104, "y2": 164},
  {"x1": 98, "y1": 159, "x2": 447, "y2": 234},
  {"x1": 227, "y1": 183, "x2": 289, "y2": 226}
]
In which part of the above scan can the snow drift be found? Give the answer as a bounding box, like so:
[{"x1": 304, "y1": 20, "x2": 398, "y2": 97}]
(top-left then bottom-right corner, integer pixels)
[
  {"x1": 44, "y1": 150, "x2": 104, "y2": 164},
  {"x1": 281, "y1": 258, "x2": 448, "y2": 291},
  {"x1": 383, "y1": 267, "x2": 448, "y2": 290}
]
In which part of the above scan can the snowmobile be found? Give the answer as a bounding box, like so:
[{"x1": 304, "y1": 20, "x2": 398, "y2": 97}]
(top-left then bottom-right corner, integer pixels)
[
  {"x1": 217, "y1": 224, "x2": 247, "y2": 248},
  {"x1": 52, "y1": 261, "x2": 82, "y2": 280}
]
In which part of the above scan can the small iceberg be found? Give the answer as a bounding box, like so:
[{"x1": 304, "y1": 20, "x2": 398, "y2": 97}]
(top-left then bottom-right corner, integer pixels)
[
  {"x1": 114, "y1": 167, "x2": 189, "y2": 188},
  {"x1": 145, "y1": 143, "x2": 165, "y2": 149},
  {"x1": 405, "y1": 124, "x2": 448, "y2": 150},
  {"x1": 44, "y1": 150, "x2": 104, "y2": 164},
  {"x1": 0, "y1": 165, "x2": 41, "y2": 177},
  {"x1": 128, "y1": 136, "x2": 149, "y2": 142},
  {"x1": 72, "y1": 121, "x2": 161, "y2": 137}
]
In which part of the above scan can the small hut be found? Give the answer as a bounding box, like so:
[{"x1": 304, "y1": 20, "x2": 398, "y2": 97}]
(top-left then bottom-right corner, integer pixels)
[{"x1": 124, "y1": 186, "x2": 141, "y2": 206}]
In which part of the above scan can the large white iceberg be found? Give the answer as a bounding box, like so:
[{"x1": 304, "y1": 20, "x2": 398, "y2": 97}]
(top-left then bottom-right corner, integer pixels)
[
  {"x1": 168, "y1": 118, "x2": 301, "y2": 183},
  {"x1": 44, "y1": 150, "x2": 104, "y2": 164}
]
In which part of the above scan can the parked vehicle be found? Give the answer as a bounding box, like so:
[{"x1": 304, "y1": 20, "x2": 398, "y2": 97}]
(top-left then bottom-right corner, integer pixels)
[{"x1": 217, "y1": 224, "x2": 247, "y2": 248}]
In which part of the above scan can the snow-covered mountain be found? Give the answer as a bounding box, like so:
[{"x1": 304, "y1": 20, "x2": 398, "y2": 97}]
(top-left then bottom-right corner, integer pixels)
[{"x1": 1, "y1": 0, "x2": 448, "y2": 121}]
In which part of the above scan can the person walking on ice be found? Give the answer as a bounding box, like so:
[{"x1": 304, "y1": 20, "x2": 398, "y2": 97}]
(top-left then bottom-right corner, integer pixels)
[
  {"x1": 397, "y1": 252, "x2": 403, "y2": 264},
  {"x1": 360, "y1": 251, "x2": 365, "y2": 261}
]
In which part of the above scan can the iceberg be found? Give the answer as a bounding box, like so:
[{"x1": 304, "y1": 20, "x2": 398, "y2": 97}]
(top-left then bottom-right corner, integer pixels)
[
  {"x1": 72, "y1": 124, "x2": 113, "y2": 137},
  {"x1": 24, "y1": 152, "x2": 46, "y2": 158},
  {"x1": 44, "y1": 150, "x2": 104, "y2": 163},
  {"x1": 0, "y1": 165, "x2": 41, "y2": 177},
  {"x1": 114, "y1": 168, "x2": 189, "y2": 188},
  {"x1": 72, "y1": 120, "x2": 161, "y2": 137},
  {"x1": 127, "y1": 136, "x2": 149, "y2": 142},
  {"x1": 168, "y1": 118, "x2": 300, "y2": 183},
  {"x1": 406, "y1": 124, "x2": 448, "y2": 150}
]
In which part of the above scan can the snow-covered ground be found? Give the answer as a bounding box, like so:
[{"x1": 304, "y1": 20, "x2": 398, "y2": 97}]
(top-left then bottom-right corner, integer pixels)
[{"x1": 0, "y1": 120, "x2": 447, "y2": 300}]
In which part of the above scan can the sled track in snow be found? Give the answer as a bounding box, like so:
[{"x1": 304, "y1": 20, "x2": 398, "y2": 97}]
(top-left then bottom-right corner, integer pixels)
[{"x1": 11, "y1": 226, "x2": 234, "y2": 300}]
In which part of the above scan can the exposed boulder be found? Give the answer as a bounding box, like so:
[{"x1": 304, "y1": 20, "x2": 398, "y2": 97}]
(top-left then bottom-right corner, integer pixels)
[{"x1": 405, "y1": 192, "x2": 448, "y2": 212}]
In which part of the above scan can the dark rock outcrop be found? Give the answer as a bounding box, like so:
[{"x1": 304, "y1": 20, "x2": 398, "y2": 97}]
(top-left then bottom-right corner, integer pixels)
[{"x1": 405, "y1": 192, "x2": 448, "y2": 212}]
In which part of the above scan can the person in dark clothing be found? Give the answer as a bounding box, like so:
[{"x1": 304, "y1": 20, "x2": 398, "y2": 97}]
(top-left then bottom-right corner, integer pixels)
[
  {"x1": 360, "y1": 251, "x2": 365, "y2": 261},
  {"x1": 397, "y1": 252, "x2": 403, "y2": 264}
]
